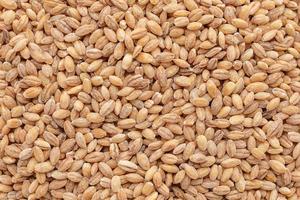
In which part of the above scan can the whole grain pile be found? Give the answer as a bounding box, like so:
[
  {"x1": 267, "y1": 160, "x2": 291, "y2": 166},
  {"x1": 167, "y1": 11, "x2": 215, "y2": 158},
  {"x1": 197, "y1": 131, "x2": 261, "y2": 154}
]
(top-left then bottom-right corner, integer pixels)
[{"x1": 0, "y1": 0, "x2": 300, "y2": 199}]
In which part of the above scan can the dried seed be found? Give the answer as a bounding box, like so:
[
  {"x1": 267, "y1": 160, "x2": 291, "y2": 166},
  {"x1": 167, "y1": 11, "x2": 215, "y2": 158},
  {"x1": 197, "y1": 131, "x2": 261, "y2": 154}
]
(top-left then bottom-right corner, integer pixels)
[{"x1": 1, "y1": 1, "x2": 300, "y2": 199}]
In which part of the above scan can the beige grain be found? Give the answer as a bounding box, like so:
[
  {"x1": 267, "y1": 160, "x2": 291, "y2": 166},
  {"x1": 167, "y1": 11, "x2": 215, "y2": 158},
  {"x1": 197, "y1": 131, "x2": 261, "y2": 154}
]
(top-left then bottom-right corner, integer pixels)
[{"x1": 0, "y1": 0, "x2": 300, "y2": 199}]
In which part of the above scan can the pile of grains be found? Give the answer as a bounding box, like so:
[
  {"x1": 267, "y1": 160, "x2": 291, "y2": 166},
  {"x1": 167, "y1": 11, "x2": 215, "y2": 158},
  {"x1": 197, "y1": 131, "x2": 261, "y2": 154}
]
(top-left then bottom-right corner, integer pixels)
[{"x1": 1, "y1": 0, "x2": 300, "y2": 199}]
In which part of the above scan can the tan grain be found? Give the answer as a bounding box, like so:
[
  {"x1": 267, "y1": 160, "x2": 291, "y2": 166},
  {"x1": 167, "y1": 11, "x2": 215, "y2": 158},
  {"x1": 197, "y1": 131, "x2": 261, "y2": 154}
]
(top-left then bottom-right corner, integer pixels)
[{"x1": 0, "y1": 1, "x2": 300, "y2": 199}]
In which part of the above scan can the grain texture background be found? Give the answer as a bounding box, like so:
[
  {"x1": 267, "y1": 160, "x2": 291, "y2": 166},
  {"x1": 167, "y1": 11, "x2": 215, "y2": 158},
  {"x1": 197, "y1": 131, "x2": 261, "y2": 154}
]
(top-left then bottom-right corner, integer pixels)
[{"x1": 0, "y1": 0, "x2": 300, "y2": 199}]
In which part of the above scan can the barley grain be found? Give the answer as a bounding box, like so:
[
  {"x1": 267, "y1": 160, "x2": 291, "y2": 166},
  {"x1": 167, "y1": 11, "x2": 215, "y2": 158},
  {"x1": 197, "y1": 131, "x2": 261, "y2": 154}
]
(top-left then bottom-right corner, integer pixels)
[{"x1": 0, "y1": 0, "x2": 300, "y2": 199}]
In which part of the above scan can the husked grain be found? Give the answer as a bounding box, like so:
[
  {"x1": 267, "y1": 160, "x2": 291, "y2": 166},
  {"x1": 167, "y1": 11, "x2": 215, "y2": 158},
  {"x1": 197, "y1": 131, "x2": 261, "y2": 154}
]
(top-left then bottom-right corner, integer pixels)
[{"x1": 0, "y1": 0, "x2": 300, "y2": 199}]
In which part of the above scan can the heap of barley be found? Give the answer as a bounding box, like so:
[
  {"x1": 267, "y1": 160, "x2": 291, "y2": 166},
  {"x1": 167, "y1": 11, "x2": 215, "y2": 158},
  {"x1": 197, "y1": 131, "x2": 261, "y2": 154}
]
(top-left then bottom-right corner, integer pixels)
[{"x1": 0, "y1": 0, "x2": 300, "y2": 199}]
